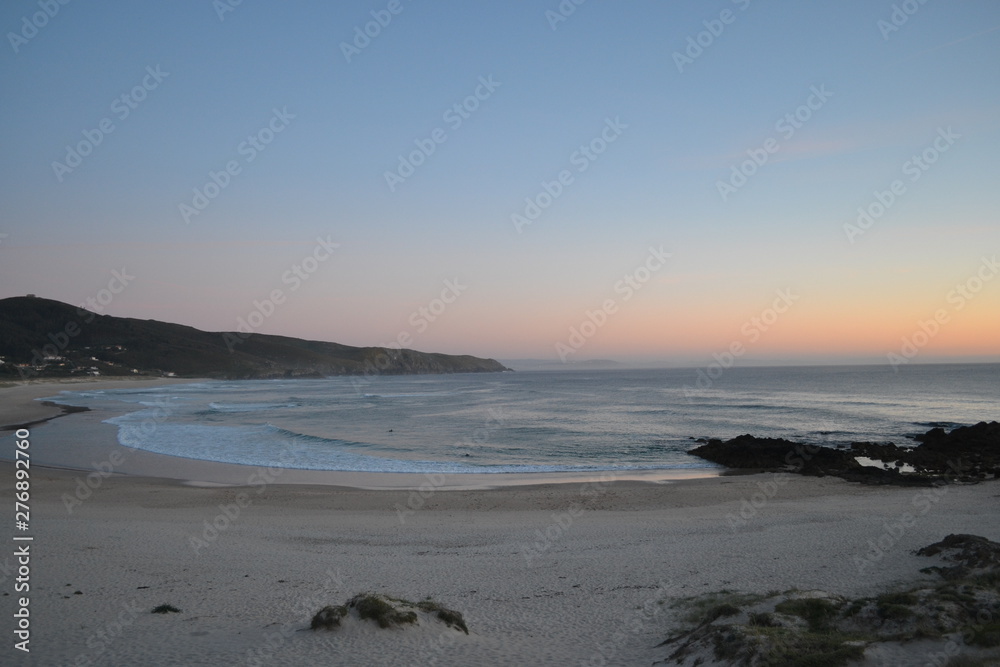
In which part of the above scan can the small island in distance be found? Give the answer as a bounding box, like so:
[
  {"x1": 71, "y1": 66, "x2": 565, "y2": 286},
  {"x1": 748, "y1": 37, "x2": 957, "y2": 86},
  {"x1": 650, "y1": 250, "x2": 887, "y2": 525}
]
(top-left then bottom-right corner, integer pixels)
[{"x1": 0, "y1": 295, "x2": 511, "y2": 380}]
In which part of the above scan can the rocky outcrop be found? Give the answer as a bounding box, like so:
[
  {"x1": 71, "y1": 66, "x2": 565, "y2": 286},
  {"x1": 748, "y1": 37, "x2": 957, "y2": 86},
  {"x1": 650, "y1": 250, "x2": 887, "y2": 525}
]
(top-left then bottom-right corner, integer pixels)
[
  {"x1": 907, "y1": 421, "x2": 1000, "y2": 475},
  {"x1": 688, "y1": 434, "x2": 921, "y2": 485},
  {"x1": 689, "y1": 434, "x2": 854, "y2": 474},
  {"x1": 689, "y1": 422, "x2": 1000, "y2": 486},
  {"x1": 848, "y1": 421, "x2": 1000, "y2": 481}
]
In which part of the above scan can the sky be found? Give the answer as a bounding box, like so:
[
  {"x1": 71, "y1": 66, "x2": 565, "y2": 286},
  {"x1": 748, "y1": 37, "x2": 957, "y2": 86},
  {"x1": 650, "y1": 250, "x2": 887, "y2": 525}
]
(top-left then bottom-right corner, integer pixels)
[{"x1": 1, "y1": 1, "x2": 998, "y2": 366}]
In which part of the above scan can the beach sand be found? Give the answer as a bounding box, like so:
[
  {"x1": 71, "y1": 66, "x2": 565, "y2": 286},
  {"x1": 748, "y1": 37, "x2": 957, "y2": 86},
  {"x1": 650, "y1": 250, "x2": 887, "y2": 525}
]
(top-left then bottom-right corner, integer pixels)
[
  {"x1": 2, "y1": 380, "x2": 997, "y2": 665},
  {"x1": 0, "y1": 377, "x2": 202, "y2": 430}
]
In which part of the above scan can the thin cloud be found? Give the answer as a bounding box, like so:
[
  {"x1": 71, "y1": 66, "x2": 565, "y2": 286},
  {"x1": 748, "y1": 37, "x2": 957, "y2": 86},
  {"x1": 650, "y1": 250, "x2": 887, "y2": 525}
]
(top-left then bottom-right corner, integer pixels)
[{"x1": 888, "y1": 23, "x2": 1000, "y2": 67}]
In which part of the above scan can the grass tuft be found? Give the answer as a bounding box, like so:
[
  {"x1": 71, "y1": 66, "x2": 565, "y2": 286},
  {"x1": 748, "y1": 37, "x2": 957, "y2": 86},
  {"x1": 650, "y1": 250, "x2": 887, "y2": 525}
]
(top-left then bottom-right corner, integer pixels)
[
  {"x1": 680, "y1": 591, "x2": 766, "y2": 625},
  {"x1": 348, "y1": 593, "x2": 417, "y2": 629},
  {"x1": 749, "y1": 612, "x2": 778, "y2": 627},
  {"x1": 309, "y1": 593, "x2": 470, "y2": 633},
  {"x1": 876, "y1": 591, "x2": 917, "y2": 606},
  {"x1": 877, "y1": 603, "x2": 914, "y2": 621},
  {"x1": 660, "y1": 536, "x2": 1000, "y2": 667},
  {"x1": 946, "y1": 657, "x2": 996, "y2": 667},
  {"x1": 774, "y1": 598, "x2": 841, "y2": 633},
  {"x1": 763, "y1": 630, "x2": 865, "y2": 667},
  {"x1": 969, "y1": 622, "x2": 1000, "y2": 648},
  {"x1": 416, "y1": 600, "x2": 469, "y2": 634},
  {"x1": 151, "y1": 604, "x2": 180, "y2": 614},
  {"x1": 310, "y1": 605, "x2": 348, "y2": 630}
]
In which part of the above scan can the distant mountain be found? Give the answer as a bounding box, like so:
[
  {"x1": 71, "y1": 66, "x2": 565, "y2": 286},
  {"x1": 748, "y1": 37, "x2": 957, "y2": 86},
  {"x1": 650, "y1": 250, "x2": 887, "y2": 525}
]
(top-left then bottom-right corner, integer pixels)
[
  {"x1": 0, "y1": 296, "x2": 511, "y2": 379},
  {"x1": 501, "y1": 358, "x2": 627, "y2": 371}
]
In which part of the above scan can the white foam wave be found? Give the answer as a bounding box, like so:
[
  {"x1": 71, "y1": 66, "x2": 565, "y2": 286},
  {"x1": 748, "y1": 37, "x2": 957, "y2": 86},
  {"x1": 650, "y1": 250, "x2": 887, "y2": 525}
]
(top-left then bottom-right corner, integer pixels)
[
  {"x1": 102, "y1": 409, "x2": 706, "y2": 475},
  {"x1": 208, "y1": 402, "x2": 299, "y2": 412}
]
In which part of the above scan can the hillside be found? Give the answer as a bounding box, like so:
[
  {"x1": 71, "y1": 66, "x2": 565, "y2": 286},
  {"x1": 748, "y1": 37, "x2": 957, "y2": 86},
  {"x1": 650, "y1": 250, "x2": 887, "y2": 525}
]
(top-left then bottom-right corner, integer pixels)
[{"x1": 0, "y1": 296, "x2": 510, "y2": 380}]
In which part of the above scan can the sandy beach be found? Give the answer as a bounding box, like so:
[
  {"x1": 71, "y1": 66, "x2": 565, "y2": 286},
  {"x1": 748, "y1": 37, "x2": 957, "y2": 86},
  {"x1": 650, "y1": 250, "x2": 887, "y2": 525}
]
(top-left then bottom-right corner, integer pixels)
[
  {"x1": 0, "y1": 377, "x2": 203, "y2": 431},
  {"x1": 2, "y1": 380, "x2": 998, "y2": 665}
]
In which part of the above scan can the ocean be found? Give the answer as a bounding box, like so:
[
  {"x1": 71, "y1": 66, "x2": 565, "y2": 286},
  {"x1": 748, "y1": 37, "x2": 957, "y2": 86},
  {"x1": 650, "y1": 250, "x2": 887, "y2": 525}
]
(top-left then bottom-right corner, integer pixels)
[{"x1": 38, "y1": 364, "x2": 998, "y2": 477}]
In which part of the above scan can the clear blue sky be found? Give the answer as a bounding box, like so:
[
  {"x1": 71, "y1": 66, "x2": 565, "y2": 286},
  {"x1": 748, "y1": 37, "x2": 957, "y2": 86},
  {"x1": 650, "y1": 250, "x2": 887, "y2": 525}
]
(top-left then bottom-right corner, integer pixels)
[{"x1": 2, "y1": 1, "x2": 998, "y2": 365}]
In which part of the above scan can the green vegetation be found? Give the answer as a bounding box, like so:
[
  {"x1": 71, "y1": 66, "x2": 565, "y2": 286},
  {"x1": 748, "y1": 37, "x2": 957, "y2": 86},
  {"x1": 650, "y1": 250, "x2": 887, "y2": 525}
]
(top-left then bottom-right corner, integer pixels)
[
  {"x1": 947, "y1": 657, "x2": 996, "y2": 667},
  {"x1": 349, "y1": 593, "x2": 418, "y2": 629},
  {"x1": 707, "y1": 603, "x2": 741, "y2": 622},
  {"x1": 675, "y1": 590, "x2": 768, "y2": 626},
  {"x1": 774, "y1": 597, "x2": 841, "y2": 632},
  {"x1": 750, "y1": 628, "x2": 865, "y2": 667},
  {"x1": 658, "y1": 534, "x2": 1000, "y2": 664},
  {"x1": 310, "y1": 593, "x2": 469, "y2": 634},
  {"x1": 877, "y1": 603, "x2": 914, "y2": 621},
  {"x1": 663, "y1": 590, "x2": 867, "y2": 665},
  {"x1": 969, "y1": 622, "x2": 1000, "y2": 648},
  {"x1": 748, "y1": 612, "x2": 778, "y2": 627},
  {"x1": 876, "y1": 591, "x2": 916, "y2": 605},
  {"x1": 310, "y1": 605, "x2": 348, "y2": 630},
  {"x1": 416, "y1": 599, "x2": 469, "y2": 634},
  {"x1": 661, "y1": 581, "x2": 999, "y2": 665},
  {"x1": 0, "y1": 296, "x2": 510, "y2": 379},
  {"x1": 151, "y1": 604, "x2": 180, "y2": 614},
  {"x1": 841, "y1": 598, "x2": 865, "y2": 618}
]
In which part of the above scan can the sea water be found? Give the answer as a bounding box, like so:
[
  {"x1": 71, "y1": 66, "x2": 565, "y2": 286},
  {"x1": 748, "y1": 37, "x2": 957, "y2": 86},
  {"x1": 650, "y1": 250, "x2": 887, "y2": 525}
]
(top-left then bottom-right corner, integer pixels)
[{"x1": 38, "y1": 364, "x2": 999, "y2": 476}]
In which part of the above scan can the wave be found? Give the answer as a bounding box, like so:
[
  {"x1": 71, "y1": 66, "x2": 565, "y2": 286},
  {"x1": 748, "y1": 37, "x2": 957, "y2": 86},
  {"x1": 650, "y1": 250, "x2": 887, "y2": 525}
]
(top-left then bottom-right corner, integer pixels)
[
  {"x1": 914, "y1": 421, "x2": 965, "y2": 429},
  {"x1": 58, "y1": 369, "x2": 993, "y2": 477},
  {"x1": 101, "y1": 408, "x2": 715, "y2": 475},
  {"x1": 260, "y1": 423, "x2": 362, "y2": 446},
  {"x1": 208, "y1": 402, "x2": 300, "y2": 413},
  {"x1": 721, "y1": 403, "x2": 785, "y2": 410},
  {"x1": 361, "y1": 391, "x2": 456, "y2": 399}
]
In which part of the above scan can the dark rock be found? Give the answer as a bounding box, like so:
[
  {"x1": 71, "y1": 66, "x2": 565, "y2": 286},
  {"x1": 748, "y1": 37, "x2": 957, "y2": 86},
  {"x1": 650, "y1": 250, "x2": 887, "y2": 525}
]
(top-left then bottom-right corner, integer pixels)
[
  {"x1": 689, "y1": 422, "x2": 1000, "y2": 486},
  {"x1": 848, "y1": 422, "x2": 1000, "y2": 479},
  {"x1": 690, "y1": 434, "x2": 869, "y2": 479},
  {"x1": 906, "y1": 421, "x2": 1000, "y2": 477}
]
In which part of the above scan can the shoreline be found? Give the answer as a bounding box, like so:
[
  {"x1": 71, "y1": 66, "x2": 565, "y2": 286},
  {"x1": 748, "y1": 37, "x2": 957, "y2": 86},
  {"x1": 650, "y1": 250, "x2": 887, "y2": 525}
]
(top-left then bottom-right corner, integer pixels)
[
  {"x1": 0, "y1": 376, "x2": 205, "y2": 430},
  {"x1": 0, "y1": 400, "x2": 91, "y2": 431},
  {"x1": 0, "y1": 377, "x2": 721, "y2": 490}
]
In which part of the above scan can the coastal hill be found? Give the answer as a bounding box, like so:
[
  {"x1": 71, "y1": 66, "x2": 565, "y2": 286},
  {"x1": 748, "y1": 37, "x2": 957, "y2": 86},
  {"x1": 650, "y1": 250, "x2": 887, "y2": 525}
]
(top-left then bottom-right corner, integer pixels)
[
  {"x1": 502, "y1": 358, "x2": 626, "y2": 371},
  {"x1": 0, "y1": 296, "x2": 510, "y2": 379}
]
